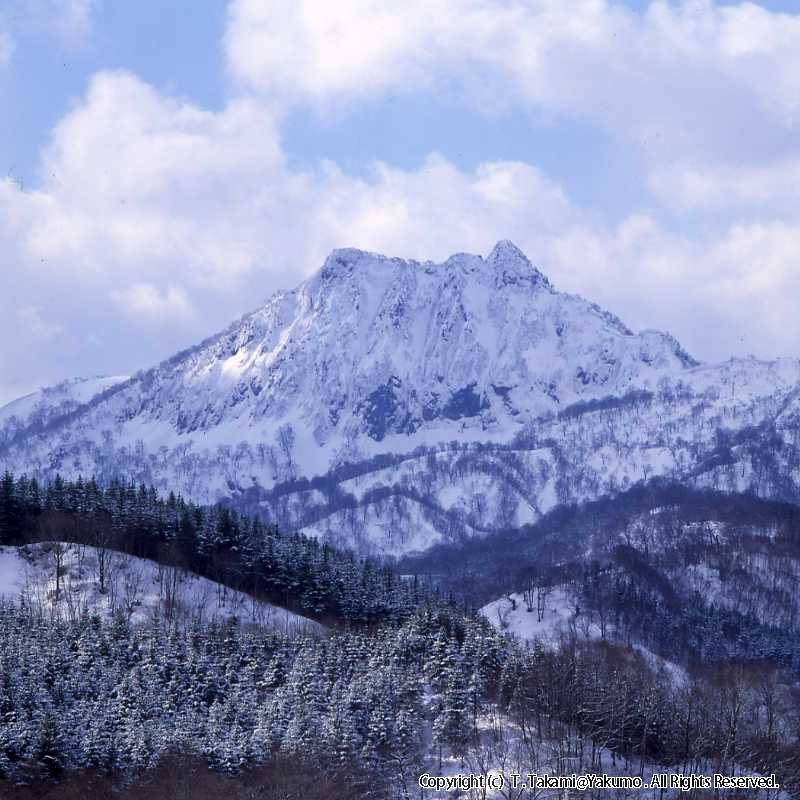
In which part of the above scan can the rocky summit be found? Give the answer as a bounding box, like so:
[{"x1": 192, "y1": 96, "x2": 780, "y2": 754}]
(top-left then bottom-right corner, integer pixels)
[{"x1": 2, "y1": 242, "x2": 799, "y2": 555}]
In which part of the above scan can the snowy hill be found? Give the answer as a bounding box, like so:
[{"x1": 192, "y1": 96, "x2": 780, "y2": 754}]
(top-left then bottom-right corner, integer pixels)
[
  {"x1": 0, "y1": 375, "x2": 128, "y2": 449},
  {"x1": 0, "y1": 542, "x2": 321, "y2": 634},
  {"x1": 480, "y1": 585, "x2": 589, "y2": 642},
  {"x1": 1, "y1": 242, "x2": 799, "y2": 556}
]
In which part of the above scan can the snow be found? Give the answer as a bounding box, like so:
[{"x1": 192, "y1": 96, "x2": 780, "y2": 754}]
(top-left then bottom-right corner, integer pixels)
[
  {"x1": 480, "y1": 586, "x2": 596, "y2": 643},
  {"x1": 2, "y1": 241, "x2": 800, "y2": 557},
  {"x1": 0, "y1": 547, "x2": 21, "y2": 597},
  {"x1": 481, "y1": 585, "x2": 690, "y2": 685},
  {"x1": 0, "y1": 375, "x2": 128, "y2": 428},
  {"x1": 0, "y1": 543, "x2": 322, "y2": 634}
]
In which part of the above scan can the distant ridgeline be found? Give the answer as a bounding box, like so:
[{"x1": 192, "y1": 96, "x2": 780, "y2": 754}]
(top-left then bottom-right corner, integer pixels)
[
  {"x1": 402, "y1": 481, "x2": 800, "y2": 674},
  {"x1": 0, "y1": 471, "x2": 436, "y2": 625}
]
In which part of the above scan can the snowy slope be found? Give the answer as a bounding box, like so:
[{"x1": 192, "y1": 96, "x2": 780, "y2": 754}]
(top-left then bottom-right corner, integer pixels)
[
  {"x1": 1, "y1": 242, "x2": 799, "y2": 556},
  {"x1": 480, "y1": 586, "x2": 590, "y2": 642},
  {"x1": 0, "y1": 375, "x2": 128, "y2": 448},
  {"x1": 480, "y1": 588, "x2": 687, "y2": 683},
  {"x1": 0, "y1": 543, "x2": 321, "y2": 634}
]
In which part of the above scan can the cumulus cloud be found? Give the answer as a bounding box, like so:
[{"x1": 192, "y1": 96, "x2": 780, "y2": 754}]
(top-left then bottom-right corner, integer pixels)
[
  {"x1": 28, "y1": 71, "x2": 285, "y2": 285},
  {"x1": 546, "y1": 216, "x2": 800, "y2": 364},
  {"x1": 649, "y1": 158, "x2": 800, "y2": 215},
  {"x1": 5, "y1": 71, "x2": 573, "y2": 286},
  {"x1": 220, "y1": 0, "x2": 800, "y2": 306},
  {"x1": 225, "y1": 0, "x2": 800, "y2": 165},
  {"x1": 0, "y1": 70, "x2": 583, "y2": 403}
]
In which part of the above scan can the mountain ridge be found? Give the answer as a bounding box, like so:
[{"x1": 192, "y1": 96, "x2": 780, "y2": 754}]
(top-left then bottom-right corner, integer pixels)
[{"x1": 2, "y1": 242, "x2": 799, "y2": 556}]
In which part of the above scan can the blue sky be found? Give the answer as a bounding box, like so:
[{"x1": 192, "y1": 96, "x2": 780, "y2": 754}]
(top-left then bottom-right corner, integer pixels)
[
  {"x1": 1, "y1": 2, "x2": 228, "y2": 186},
  {"x1": 2, "y1": 0, "x2": 800, "y2": 404},
  {"x1": 4, "y1": 1, "x2": 635, "y2": 220}
]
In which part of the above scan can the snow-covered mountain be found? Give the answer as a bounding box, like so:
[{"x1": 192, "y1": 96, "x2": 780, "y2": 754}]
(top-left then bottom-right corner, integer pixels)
[
  {"x1": 2, "y1": 242, "x2": 799, "y2": 556},
  {"x1": 0, "y1": 375, "x2": 128, "y2": 450}
]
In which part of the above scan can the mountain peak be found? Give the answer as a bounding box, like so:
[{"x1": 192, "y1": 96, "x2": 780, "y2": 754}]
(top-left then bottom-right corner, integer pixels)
[
  {"x1": 6, "y1": 239, "x2": 797, "y2": 562},
  {"x1": 312, "y1": 242, "x2": 553, "y2": 295},
  {"x1": 485, "y1": 240, "x2": 551, "y2": 288},
  {"x1": 319, "y1": 247, "x2": 377, "y2": 279},
  {"x1": 487, "y1": 239, "x2": 527, "y2": 264}
]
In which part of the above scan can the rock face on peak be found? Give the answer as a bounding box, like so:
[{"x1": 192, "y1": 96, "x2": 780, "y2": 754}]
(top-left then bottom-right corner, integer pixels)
[
  {"x1": 1, "y1": 243, "x2": 799, "y2": 556},
  {"x1": 488, "y1": 239, "x2": 527, "y2": 263},
  {"x1": 485, "y1": 239, "x2": 550, "y2": 287}
]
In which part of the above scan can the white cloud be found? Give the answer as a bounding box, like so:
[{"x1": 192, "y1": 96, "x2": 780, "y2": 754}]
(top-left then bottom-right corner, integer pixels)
[
  {"x1": 0, "y1": 70, "x2": 583, "y2": 401},
  {"x1": 17, "y1": 305, "x2": 64, "y2": 341},
  {"x1": 6, "y1": 70, "x2": 576, "y2": 285},
  {"x1": 649, "y1": 158, "x2": 800, "y2": 215},
  {"x1": 111, "y1": 283, "x2": 193, "y2": 319},
  {"x1": 546, "y1": 216, "x2": 800, "y2": 363},
  {"x1": 225, "y1": 0, "x2": 450, "y2": 104},
  {"x1": 23, "y1": 71, "x2": 285, "y2": 285},
  {"x1": 225, "y1": 0, "x2": 800, "y2": 165}
]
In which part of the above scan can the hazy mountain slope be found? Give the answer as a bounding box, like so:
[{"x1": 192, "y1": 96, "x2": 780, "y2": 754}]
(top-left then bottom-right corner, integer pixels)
[
  {"x1": 2, "y1": 243, "x2": 799, "y2": 555},
  {"x1": 0, "y1": 375, "x2": 128, "y2": 450}
]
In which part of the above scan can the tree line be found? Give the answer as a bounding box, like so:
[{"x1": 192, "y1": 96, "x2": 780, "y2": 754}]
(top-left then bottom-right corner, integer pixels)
[{"x1": 0, "y1": 471, "x2": 435, "y2": 625}]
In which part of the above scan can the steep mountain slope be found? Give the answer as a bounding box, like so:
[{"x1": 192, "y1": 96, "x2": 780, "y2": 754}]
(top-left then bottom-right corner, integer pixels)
[{"x1": 2, "y1": 243, "x2": 799, "y2": 555}]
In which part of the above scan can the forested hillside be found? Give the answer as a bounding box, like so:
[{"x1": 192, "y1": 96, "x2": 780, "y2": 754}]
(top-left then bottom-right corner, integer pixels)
[
  {"x1": 404, "y1": 483, "x2": 800, "y2": 671},
  {"x1": 0, "y1": 472, "x2": 428, "y2": 625},
  {"x1": 1, "y1": 599, "x2": 799, "y2": 797},
  {"x1": 0, "y1": 471, "x2": 799, "y2": 797}
]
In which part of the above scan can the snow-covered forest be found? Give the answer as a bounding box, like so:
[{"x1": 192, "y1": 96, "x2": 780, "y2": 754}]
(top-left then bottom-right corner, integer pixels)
[
  {"x1": 1, "y1": 587, "x2": 799, "y2": 797},
  {"x1": 0, "y1": 471, "x2": 799, "y2": 797},
  {"x1": 0, "y1": 472, "x2": 428, "y2": 625}
]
